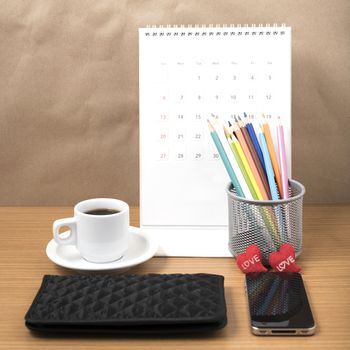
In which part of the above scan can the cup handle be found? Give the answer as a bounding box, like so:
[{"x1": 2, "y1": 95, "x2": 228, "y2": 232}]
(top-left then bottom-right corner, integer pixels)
[{"x1": 53, "y1": 217, "x2": 77, "y2": 246}]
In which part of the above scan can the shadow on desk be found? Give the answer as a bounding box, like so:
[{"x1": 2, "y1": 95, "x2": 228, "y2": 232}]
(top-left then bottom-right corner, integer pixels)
[{"x1": 27, "y1": 328, "x2": 226, "y2": 340}]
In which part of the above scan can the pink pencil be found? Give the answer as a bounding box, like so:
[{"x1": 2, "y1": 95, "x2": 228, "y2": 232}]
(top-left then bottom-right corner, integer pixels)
[{"x1": 277, "y1": 118, "x2": 289, "y2": 199}]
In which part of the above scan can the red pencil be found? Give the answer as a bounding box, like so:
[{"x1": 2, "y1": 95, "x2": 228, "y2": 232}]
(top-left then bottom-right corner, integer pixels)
[{"x1": 235, "y1": 116, "x2": 271, "y2": 199}]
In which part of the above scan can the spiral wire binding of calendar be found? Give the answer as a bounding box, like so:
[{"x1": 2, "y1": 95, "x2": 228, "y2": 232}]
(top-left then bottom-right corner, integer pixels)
[{"x1": 144, "y1": 24, "x2": 288, "y2": 37}]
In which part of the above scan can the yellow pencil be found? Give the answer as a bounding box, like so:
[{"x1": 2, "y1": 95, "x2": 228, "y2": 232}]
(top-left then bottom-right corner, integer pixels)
[
  {"x1": 226, "y1": 135, "x2": 258, "y2": 199},
  {"x1": 231, "y1": 134, "x2": 264, "y2": 200},
  {"x1": 225, "y1": 124, "x2": 262, "y2": 199}
]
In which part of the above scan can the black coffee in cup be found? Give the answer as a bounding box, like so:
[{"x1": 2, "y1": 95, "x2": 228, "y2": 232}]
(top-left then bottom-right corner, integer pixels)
[{"x1": 84, "y1": 208, "x2": 120, "y2": 216}]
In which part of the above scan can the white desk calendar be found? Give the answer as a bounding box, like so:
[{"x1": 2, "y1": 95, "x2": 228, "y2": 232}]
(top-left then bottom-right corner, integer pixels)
[{"x1": 139, "y1": 25, "x2": 291, "y2": 256}]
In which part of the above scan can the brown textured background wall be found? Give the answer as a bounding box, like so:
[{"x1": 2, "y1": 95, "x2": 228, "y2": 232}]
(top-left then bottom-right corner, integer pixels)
[{"x1": 0, "y1": 0, "x2": 349, "y2": 205}]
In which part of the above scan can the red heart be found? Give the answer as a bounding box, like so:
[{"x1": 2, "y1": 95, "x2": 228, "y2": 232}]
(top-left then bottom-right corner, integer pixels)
[
  {"x1": 236, "y1": 245, "x2": 267, "y2": 273},
  {"x1": 269, "y1": 244, "x2": 301, "y2": 273}
]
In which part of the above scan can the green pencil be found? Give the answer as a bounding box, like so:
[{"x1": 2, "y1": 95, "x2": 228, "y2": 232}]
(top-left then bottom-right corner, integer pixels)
[{"x1": 227, "y1": 135, "x2": 258, "y2": 199}]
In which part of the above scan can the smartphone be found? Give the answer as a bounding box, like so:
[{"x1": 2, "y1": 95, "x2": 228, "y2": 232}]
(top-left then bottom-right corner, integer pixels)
[{"x1": 245, "y1": 272, "x2": 316, "y2": 336}]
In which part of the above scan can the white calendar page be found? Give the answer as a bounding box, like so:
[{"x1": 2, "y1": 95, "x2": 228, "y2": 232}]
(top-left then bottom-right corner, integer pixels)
[{"x1": 139, "y1": 26, "x2": 291, "y2": 256}]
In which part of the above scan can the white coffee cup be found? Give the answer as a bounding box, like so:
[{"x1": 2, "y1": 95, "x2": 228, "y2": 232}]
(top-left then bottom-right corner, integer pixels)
[{"x1": 53, "y1": 198, "x2": 129, "y2": 263}]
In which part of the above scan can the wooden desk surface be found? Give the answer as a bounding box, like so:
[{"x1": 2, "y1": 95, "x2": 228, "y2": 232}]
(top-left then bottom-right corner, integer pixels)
[{"x1": 0, "y1": 206, "x2": 349, "y2": 349}]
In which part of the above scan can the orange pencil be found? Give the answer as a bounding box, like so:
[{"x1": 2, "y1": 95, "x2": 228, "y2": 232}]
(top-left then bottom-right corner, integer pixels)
[
  {"x1": 262, "y1": 115, "x2": 283, "y2": 197},
  {"x1": 236, "y1": 116, "x2": 271, "y2": 199},
  {"x1": 231, "y1": 122, "x2": 270, "y2": 200}
]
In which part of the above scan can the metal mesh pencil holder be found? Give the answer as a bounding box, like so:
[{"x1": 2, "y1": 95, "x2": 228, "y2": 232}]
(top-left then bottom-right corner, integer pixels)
[{"x1": 226, "y1": 179, "x2": 305, "y2": 265}]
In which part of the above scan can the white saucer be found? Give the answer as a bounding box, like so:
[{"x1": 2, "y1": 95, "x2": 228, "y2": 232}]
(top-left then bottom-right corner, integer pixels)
[{"x1": 46, "y1": 226, "x2": 158, "y2": 272}]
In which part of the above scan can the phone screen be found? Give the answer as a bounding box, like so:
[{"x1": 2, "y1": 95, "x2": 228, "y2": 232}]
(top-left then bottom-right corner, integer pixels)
[{"x1": 245, "y1": 272, "x2": 315, "y2": 335}]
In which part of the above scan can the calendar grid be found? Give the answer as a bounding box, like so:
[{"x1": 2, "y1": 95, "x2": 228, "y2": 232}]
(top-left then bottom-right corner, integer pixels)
[{"x1": 139, "y1": 26, "x2": 291, "y2": 233}]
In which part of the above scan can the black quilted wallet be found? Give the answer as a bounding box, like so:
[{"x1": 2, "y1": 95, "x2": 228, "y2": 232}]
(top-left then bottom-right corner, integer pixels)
[{"x1": 25, "y1": 274, "x2": 227, "y2": 334}]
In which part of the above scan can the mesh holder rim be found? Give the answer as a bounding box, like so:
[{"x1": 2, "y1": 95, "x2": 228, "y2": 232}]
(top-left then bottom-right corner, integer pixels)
[{"x1": 226, "y1": 179, "x2": 305, "y2": 206}]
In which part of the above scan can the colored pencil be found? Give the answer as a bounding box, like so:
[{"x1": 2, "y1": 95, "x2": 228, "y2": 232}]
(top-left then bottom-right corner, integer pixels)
[
  {"x1": 226, "y1": 132, "x2": 263, "y2": 200},
  {"x1": 230, "y1": 122, "x2": 270, "y2": 200},
  {"x1": 226, "y1": 134, "x2": 258, "y2": 199},
  {"x1": 244, "y1": 113, "x2": 266, "y2": 172},
  {"x1": 262, "y1": 115, "x2": 283, "y2": 198},
  {"x1": 260, "y1": 126, "x2": 286, "y2": 242},
  {"x1": 207, "y1": 120, "x2": 244, "y2": 197},
  {"x1": 259, "y1": 129, "x2": 279, "y2": 200},
  {"x1": 277, "y1": 118, "x2": 289, "y2": 199},
  {"x1": 230, "y1": 120, "x2": 280, "y2": 242},
  {"x1": 211, "y1": 117, "x2": 253, "y2": 199},
  {"x1": 225, "y1": 124, "x2": 279, "y2": 245},
  {"x1": 236, "y1": 116, "x2": 271, "y2": 199},
  {"x1": 277, "y1": 118, "x2": 292, "y2": 239}
]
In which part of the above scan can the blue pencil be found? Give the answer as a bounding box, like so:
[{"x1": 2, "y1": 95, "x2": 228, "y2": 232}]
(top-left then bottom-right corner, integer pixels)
[
  {"x1": 208, "y1": 120, "x2": 244, "y2": 197},
  {"x1": 244, "y1": 113, "x2": 266, "y2": 172}
]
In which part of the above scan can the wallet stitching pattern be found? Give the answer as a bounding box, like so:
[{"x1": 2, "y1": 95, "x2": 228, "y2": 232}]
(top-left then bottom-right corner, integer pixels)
[{"x1": 25, "y1": 274, "x2": 226, "y2": 326}]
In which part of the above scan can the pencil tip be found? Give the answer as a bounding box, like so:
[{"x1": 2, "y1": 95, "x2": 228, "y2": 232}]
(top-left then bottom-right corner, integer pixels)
[
  {"x1": 243, "y1": 112, "x2": 247, "y2": 118},
  {"x1": 228, "y1": 121, "x2": 232, "y2": 127},
  {"x1": 223, "y1": 126, "x2": 230, "y2": 137},
  {"x1": 207, "y1": 119, "x2": 214, "y2": 131}
]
